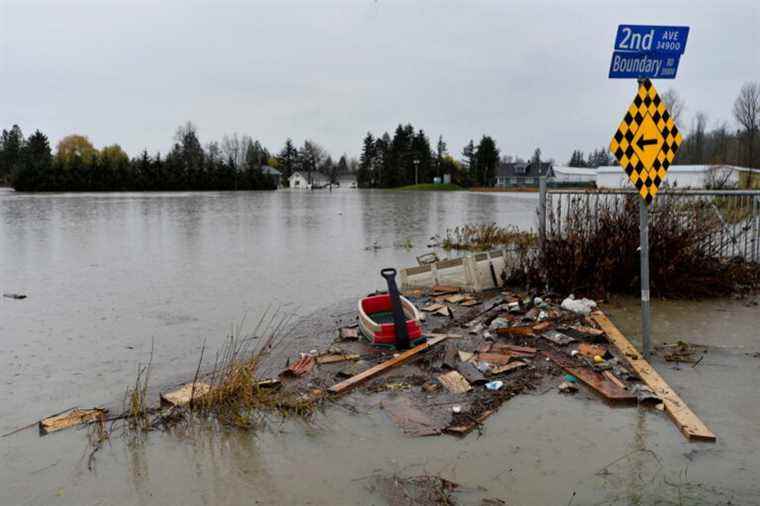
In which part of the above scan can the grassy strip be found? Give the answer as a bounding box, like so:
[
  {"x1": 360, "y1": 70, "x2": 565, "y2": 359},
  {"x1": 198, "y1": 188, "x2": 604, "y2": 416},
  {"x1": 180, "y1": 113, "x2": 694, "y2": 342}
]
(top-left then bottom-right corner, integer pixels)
[{"x1": 393, "y1": 183, "x2": 465, "y2": 191}]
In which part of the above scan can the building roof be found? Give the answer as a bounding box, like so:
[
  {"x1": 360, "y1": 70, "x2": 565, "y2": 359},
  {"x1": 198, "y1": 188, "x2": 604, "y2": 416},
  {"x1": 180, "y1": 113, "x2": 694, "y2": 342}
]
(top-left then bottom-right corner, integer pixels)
[
  {"x1": 553, "y1": 166, "x2": 598, "y2": 176},
  {"x1": 261, "y1": 165, "x2": 281, "y2": 176},
  {"x1": 496, "y1": 161, "x2": 552, "y2": 178},
  {"x1": 596, "y1": 164, "x2": 760, "y2": 174}
]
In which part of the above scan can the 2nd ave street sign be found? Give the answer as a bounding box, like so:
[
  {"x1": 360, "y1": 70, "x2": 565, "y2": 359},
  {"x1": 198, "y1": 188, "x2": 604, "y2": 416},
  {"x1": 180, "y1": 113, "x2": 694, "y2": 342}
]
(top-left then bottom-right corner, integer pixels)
[
  {"x1": 614, "y1": 25, "x2": 689, "y2": 54},
  {"x1": 609, "y1": 24, "x2": 688, "y2": 79},
  {"x1": 609, "y1": 79, "x2": 683, "y2": 203}
]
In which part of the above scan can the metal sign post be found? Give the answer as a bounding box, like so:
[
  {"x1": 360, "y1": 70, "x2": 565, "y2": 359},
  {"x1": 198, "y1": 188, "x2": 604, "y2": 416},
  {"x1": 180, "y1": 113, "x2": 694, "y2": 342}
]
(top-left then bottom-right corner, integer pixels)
[
  {"x1": 639, "y1": 198, "x2": 652, "y2": 356},
  {"x1": 609, "y1": 75, "x2": 685, "y2": 357}
]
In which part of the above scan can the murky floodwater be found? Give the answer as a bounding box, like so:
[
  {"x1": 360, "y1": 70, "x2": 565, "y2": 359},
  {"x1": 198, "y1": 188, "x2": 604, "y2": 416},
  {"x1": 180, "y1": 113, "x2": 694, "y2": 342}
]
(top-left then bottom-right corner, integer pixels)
[{"x1": 1, "y1": 188, "x2": 759, "y2": 505}]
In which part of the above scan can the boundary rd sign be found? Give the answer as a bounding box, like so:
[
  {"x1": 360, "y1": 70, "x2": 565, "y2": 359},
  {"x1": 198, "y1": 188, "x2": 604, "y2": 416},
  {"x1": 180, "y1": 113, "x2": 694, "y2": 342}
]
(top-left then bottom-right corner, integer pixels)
[{"x1": 609, "y1": 51, "x2": 679, "y2": 79}]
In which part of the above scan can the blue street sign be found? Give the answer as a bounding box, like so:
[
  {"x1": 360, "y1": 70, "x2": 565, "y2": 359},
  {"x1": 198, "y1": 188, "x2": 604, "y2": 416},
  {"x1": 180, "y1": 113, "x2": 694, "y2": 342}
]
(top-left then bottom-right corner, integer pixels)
[
  {"x1": 608, "y1": 51, "x2": 680, "y2": 79},
  {"x1": 614, "y1": 25, "x2": 689, "y2": 55}
]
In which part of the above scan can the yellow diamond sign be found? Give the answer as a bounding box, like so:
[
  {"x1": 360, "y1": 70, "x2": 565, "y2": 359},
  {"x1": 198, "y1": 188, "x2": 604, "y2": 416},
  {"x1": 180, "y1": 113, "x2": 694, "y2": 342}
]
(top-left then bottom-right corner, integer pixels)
[{"x1": 609, "y1": 79, "x2": 683, "y2": 204}]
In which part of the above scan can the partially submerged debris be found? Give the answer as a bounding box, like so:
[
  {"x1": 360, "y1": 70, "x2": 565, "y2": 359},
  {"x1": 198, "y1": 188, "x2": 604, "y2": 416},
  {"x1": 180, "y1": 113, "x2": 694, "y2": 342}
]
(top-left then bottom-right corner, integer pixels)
[
  {"x1": 40, "y1": 408, "x2": 107, "y2": 434},
  {"x1": 283, "y1": 355, "x2": 315, "y2": 377},
  {"x1": 2, "y1": 293, "x2": 27, "y2": 300},
  {"x1": 315, "y1": 353, "x2": 360, "y2": 365},
  {"x1": 160, "y1": 382, "x2": 211, "y2": 407},
  {"x1": 437, "y1": 371, "x2": 472, "y2": 394}
]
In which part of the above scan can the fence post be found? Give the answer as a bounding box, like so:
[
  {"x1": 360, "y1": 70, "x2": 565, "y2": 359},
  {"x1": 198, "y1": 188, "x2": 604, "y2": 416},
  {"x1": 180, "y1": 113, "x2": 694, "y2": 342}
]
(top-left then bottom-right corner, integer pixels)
[{"x1": 538, "y1": 176, "x2": 547, "y2": 250}]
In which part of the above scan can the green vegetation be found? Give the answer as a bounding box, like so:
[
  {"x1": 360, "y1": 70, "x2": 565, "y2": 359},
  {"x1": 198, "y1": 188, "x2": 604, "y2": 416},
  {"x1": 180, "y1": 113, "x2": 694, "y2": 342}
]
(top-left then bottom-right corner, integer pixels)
[
  {"x1": 356, "y1": 123, "x2": 501, "y2": 188},
  {"x1": 394, "y1": 183, "x2": 464, "y2": 191},
  {"x1": 431, "y1": 223, "x2": 536, "y2": 252}
]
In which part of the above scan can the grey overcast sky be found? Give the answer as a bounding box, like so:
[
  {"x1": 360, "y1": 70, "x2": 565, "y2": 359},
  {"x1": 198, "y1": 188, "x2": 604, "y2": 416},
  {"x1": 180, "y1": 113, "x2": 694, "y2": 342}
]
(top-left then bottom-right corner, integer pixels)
[{"x1": 1, "y1": 0, "x2": 758, "y2": 162}]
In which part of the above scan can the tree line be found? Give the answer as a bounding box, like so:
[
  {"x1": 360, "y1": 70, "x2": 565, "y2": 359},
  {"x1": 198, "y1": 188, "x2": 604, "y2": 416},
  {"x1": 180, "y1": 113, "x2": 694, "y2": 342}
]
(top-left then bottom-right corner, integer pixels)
[
  {"x1": 0, "y1": 122, "x2": 358, "y2": 191},
  {"x1": 356, "y1": 124, "x2": 507, "y2": 188},
  {"x1": 566, "y1": 81, "x2": 760, "y2": 187}
]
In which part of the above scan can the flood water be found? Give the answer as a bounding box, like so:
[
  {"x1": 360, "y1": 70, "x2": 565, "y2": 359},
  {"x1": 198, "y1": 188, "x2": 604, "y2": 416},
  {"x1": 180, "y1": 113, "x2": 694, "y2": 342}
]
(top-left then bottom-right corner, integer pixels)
[{"x1": 2, "y1": 188, "x2": 759, "y2": 505}]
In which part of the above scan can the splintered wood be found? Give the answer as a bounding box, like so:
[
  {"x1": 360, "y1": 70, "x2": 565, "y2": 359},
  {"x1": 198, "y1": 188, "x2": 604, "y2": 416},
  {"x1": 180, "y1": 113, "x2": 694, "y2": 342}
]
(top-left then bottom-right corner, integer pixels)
[
  {"x1": 437, "y1": 371, "x2": 472, "y2": 394},
  {"x1": 40, "y1": 408, "x2": 107, "y2": 434},
  {"x1": 592, "y1": 311, "x2": 716, "y2": 442}
]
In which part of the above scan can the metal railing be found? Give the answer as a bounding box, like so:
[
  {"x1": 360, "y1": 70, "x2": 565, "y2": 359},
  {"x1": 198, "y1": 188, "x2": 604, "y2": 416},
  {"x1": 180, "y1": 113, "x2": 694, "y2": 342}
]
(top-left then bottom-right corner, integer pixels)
[{"x1": 537, "y1": 180, "x2": 760, "y2": 263}]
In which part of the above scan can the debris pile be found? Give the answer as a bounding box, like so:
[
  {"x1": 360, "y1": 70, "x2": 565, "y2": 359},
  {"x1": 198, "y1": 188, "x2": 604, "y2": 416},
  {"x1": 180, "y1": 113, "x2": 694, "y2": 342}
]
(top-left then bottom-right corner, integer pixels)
[{"x1": 283, "y1": 285, "x2": 663, "y2": 438}]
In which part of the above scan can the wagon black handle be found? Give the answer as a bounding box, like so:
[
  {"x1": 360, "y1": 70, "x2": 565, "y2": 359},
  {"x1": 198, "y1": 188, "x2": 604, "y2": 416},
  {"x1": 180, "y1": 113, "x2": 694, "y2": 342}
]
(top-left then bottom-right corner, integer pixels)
[
  {"x1": 380, "y1": 267, "x2": 409, "y2": 350},
  {"x1": 380, "y1": 268, "x2": 397, "y2": 280}
]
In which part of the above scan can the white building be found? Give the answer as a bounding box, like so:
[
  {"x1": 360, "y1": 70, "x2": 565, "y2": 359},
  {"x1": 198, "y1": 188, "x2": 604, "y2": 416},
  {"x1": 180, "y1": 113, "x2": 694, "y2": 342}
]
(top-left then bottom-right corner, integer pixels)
[
  {"x1": 288, "y1": 171, "x2": 310, "y2": 189},
  {"x1": 551, "y1": 166, "x2": 598, "y2": 185},
  {"x1": 595, "y1": 165, "x2": 759, "y2": 189},
  {"x1": 288, "y1": 171, "x2": 331, "y2": 189}
]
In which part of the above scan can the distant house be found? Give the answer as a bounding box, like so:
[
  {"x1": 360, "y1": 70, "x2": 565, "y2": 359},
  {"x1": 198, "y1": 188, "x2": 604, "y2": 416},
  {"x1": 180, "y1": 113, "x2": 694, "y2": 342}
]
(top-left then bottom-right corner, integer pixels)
[
  {"x1": 261, "y1": 165, "x2": 282, "y2": 187},
  {"x1": 595, "y1": 165, "x2": 760, "y2": 189},
  {"x1": 288, "y1": 171, "x2": 331, "y2": 189},
  {"x1": 495, "y1": 162, "x2": 553, "y2": 187}
]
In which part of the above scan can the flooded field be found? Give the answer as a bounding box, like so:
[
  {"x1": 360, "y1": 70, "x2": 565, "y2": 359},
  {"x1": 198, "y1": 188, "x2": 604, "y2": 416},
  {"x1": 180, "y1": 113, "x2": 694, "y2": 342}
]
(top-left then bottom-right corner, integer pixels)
[{"x1": 1, "y1": 188, "x2": 759, "y2": 505}]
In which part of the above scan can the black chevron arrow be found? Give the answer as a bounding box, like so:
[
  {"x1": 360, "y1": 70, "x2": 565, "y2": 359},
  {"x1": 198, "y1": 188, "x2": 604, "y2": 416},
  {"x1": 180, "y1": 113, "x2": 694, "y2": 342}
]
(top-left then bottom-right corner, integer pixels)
[{"x1": 636, "y1": 136, "x2": 659, "y2": 149}]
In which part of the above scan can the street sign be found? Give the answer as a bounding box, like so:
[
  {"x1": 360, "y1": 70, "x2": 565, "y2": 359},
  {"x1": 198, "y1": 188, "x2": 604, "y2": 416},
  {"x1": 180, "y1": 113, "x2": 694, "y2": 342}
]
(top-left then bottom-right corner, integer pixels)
[
  {"x1": 609, "y1": 78, "x2": 683, "y2": 203},
  {"x1": 614, "y1": 25, "x2": 689, "y2": 54},
  {"x1": 609, "y1": 51, "x2": 680, "y2": 79}
]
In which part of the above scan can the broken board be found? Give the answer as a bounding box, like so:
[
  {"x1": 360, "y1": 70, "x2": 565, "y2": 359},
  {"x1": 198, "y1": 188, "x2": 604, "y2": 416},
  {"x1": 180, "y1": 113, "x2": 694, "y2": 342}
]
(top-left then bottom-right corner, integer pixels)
[
  {"x1": 494, "y1": 326, "x2": 534, "y2": 337},
  {"x1": 445, "y1": 409, "x2": 495, "y2": 436},
  {"x1": 541, "y1": 330, "x2": 575, "y2": 345},
  {"x1": 382, "y1": 396, "x2": 441, "y2": 437},
  {"x1": 328, "y1": 334, "x2": 449, "y2": 394},
  {"x1": 160, "y1": 382, "x2": 212, "y2": 407},
  {"x1": 592, "y1": 311, "x2": 716, "y2": 442},
  {"x1": 544, "y1": 350, "x2": 636, "y2": 404},
  {"x1": 437, "y1": 371, "x2": 472, "y2": 394},
  {"x1": 40, "y1": 408, "x2": 107, "y2": 434},
  {"x1": 316, "y1": 353, "x2": 360, "y2": 365},
  {"x1": 489, "y1": 361, "x2": 527, "y2": 375}
]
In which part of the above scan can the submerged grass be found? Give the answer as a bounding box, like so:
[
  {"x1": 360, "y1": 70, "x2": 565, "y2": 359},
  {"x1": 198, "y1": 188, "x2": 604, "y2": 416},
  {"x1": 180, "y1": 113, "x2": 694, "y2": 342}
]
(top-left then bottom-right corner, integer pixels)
[
  {"x1": 432, "y1": 223, "x2": 536, "y2": 252},
  {"x1": 95, "y1": 306, "x2": 319, "y2": 458}
]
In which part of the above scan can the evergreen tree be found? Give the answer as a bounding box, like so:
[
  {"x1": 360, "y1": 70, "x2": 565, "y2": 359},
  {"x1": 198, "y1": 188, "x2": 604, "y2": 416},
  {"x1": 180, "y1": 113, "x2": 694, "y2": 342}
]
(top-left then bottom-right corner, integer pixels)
[
  {"x1": 357, "y1": 132, "x2": 375, "y2": 187},
  {"x1": 0, "y1": 124, "x2": 24, "y2": 181},
  {"x1": 277, "y1": 138, "x2": 299, "y2": 184},
  {"x1": 568, "y1": 150, "x2": 586, "y2": 167},
  {"x1": 462, "y1": 140, "x2": 476, "y2": 182},
  {"x1": 475, "y1": 136, "x2": 499, "y2": 186}
]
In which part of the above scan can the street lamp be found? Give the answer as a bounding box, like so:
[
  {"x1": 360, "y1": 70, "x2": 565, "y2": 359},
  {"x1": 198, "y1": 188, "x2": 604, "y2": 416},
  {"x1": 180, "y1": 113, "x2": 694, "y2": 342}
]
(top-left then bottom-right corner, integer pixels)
[{"x1": 414, "y1": 159, "x2": 420, "y2": 185}]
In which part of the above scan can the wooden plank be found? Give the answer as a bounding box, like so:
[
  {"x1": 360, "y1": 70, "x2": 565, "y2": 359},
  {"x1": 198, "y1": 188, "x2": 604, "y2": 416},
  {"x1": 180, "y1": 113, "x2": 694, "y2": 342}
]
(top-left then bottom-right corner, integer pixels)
[
  {"x1": 489, "y1": 361, "x2": 527, "y2": 376},
  {"x1": 570, "y1": 325, "x2": 605, "y2": 338},
  {"x1": 316, "y1": 353, "x2": 360, "y2": 365},
  {"x1": 592, "y1": 311, "x2": 716, "y2": 442},
  {"x1": 444, "y1": 294, "x2": 467, "y2": 304},
  {"x1": 422, "y1": 303, "x2": 444, "y2": 312},
  {"x1": 437, "y1": 371, "x2": 472, "y2": 394},
  {"x1": 492, "y1": 344, "x2": 537, "y2": 355},
  {"x1": 544, "y1": 350, "x2": 636, "y2": 403},
  {"x1": 477, "y1": 352, "x2": 512, "y2": 366},
  {"x1": 40, "y1": 408, "x2": 107, "y2": 434},
  {"x1": 603, "y1": 370, "x2": 627, "y2": 390},
  {"x1": 494, "y1": 326, "x2": 534, "y2": 337},
  {"x1": 328, "y1": 334, "x2": 449, "y2": 394}
]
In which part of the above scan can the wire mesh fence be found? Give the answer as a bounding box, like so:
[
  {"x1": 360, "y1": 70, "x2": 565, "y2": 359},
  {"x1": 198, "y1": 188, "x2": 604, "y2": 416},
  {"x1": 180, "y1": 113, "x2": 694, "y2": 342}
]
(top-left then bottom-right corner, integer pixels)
[{"x1": 542, "y1": 189, "x2": 760, "y2": 262}]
